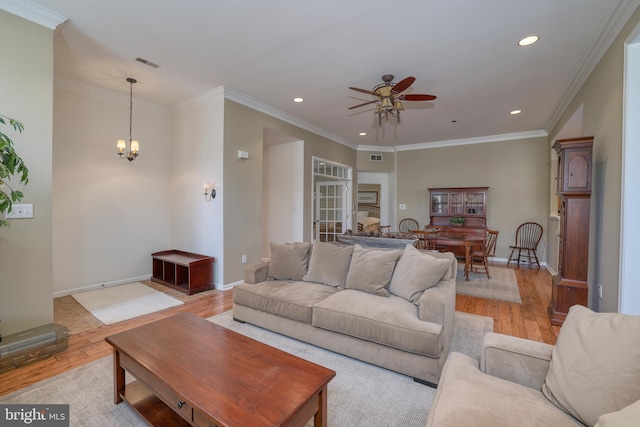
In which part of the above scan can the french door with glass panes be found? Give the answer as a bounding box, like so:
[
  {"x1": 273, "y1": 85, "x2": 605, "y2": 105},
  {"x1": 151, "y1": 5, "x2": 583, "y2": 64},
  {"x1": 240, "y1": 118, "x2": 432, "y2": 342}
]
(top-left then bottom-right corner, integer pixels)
[{"x1": 315, "y1": 181, "x2": 348, "y2": 242}]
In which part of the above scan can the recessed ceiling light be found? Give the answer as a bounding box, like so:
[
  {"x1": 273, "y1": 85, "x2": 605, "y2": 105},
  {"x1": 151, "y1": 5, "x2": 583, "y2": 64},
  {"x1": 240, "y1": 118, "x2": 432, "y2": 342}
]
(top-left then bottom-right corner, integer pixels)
[
  {"x1": 359, "y1": 132, "x2": 366, "y2": 136},
  {"x1": 518, "y1": 35, "x2": 539, "y2": 47},
  {"x1": 510, "y1": 110, "x2": 522, "y2": 115},
  {"x1": 293, "y1": 97, "x2": 304, "y2": 103}
]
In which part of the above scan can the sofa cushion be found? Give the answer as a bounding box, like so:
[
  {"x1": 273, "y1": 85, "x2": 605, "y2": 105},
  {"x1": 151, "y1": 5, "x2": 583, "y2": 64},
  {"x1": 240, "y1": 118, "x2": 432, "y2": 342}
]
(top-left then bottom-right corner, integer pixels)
[
  {"x1": 344, "y1": 244, "x2": 402, "y2": 296},
  {"x1": 542, "y1": 305, "x2": 640, "y2": 427},
  {"x1": 268, "y1": 242, "x2": 311, "y2": 280},
  {"x1": 426, "y1": 352, "x2": 582, "y2": 427},
  {"x1": 303, "y1": 241, "x2": 353, "y2": 288},
  {"x1": 595, "y1": 399, "x2": 640, "y2": 427},
  {"x1": 233, "y1": 280, "x2": 336, "y2": 324},
  {"x1": 388, "y1": 244, "x2": 451, "y2": 303},
  {"x1": 312, "y1": 289, "x2": 442, "y2": 357}
]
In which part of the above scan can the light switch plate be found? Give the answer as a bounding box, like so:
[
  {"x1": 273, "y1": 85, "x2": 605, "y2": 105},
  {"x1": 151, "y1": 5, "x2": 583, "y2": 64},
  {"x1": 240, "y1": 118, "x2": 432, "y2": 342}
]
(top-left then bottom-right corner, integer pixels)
[
  {"x1": 399, "y1": 204, "x2": 407, "y2": 210},
  {"x1": 5, "y1": 204, "x2": 34, "y2": 219}
]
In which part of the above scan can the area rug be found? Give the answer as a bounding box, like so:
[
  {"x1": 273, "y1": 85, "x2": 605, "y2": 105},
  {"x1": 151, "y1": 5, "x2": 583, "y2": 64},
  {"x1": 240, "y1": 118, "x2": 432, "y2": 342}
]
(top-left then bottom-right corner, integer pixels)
[
  {"x1": 0, "y1": 311, "x2": 492, "y2": 427},
  {"x1": 456, "y1": 264, "x2": 522, "y2": 303},
  {"x1": 71, "y1": 282, "x2": 183, "y2": 325}
]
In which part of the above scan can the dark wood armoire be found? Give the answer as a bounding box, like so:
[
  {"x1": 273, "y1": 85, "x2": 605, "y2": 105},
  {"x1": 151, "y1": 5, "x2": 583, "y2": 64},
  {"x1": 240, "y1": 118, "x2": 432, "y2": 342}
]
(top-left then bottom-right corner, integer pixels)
[{"x1": 548, "y1": 136, "x2": 593, "y2": 326}]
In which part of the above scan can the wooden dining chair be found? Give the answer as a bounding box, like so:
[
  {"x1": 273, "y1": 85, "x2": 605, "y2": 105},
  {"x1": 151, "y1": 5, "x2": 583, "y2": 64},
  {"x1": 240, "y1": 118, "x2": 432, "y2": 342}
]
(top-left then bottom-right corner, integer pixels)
[
  {"x1": 470, "y1": 229, "x2": 499, "y2": 278},
  {"x1": 379, "y1": 225, "x2": 391, "y2": 234},
  {"x1": 507, "y1": 222, "x2": 543, "y2": 269},
  {"x1": 399, "y1": 218, "x2": 419, "y2": 233}
]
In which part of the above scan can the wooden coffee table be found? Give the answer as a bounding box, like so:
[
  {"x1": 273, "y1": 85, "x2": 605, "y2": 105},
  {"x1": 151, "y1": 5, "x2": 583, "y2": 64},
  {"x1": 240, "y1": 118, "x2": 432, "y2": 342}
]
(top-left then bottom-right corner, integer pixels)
[{"x1": 105, "y1": 313, "x2": 336, "y2": 426}]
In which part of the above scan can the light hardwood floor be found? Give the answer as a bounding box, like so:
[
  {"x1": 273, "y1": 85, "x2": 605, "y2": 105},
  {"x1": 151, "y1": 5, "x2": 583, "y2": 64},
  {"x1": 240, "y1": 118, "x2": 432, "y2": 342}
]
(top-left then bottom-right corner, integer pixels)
[{"x1": 0, "y1": 266, "x2": 559, "y2": 397}]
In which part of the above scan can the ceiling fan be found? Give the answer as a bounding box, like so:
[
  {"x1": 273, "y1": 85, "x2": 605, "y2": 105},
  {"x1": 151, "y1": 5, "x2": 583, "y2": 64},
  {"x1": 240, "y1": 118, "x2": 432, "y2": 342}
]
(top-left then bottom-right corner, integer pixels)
[{"x1": 349, "y1": 74, "x2": 436, "y2": 125}]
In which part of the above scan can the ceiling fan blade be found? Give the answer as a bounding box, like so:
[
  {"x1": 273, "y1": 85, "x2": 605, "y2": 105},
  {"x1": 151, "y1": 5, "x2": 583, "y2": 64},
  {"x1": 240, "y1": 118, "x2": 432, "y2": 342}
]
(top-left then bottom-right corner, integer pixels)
[
  {"x1": 401, "y1": 94, "x2": 437, "y2": 101},
  {"x1": 391, "y1": 76, "x2": 415, "y2": 94},
  {"x1": 349, "y1": 86, "x2": 378, "y2": 96},
  {"x1": 348, "y1": 100, "x2": 379, "y2": 110}
]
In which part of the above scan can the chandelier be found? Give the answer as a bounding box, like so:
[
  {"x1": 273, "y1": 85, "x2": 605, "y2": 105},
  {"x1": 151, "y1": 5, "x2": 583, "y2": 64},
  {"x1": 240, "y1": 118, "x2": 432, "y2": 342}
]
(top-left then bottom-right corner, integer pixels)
[{"x1": 116, "y1": 77, "x2": 140, "y2": 162}]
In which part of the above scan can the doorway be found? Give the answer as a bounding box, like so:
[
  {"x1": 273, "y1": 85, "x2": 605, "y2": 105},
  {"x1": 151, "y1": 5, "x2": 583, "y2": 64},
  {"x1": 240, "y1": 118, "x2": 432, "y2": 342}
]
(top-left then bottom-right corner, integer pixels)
[{"x1": 312, "y1": 157, "x2": 352, "y2": 242}]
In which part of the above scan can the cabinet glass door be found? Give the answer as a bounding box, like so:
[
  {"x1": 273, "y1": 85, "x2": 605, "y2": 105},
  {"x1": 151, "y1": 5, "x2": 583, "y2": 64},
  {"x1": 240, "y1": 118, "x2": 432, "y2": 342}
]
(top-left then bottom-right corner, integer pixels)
[
  {"x1": 450, "y1": 192, "x2": 463, "y2": 215},
  {"x1": 464, "y1": 192, "x2": 486, "y2": 215},
  {"x1": 431, "y1": 193, "x2": 449, "y2": 214}
]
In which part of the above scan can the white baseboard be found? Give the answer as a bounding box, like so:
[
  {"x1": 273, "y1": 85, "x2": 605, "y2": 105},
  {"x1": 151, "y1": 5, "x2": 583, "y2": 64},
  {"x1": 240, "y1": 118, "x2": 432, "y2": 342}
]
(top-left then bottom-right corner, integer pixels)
[
  {"x1": 53, "y1": 275, "x2": 152, "y2": 298},
  {"x1": 221, "y1": 280, "x2": 243, "y2": 290}
]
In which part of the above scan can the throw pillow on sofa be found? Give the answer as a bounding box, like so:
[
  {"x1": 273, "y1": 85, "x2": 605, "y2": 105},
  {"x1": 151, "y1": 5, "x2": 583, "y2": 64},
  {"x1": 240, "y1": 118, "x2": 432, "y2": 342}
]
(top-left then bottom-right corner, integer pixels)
[
  {"x1": 594, "y1": 398, "x2": 640, "y2": 427},
  {"x1": 303, "y1": 241, "x2": 354, "y2": 288},
  {"x1": 388, "y1": 244, "x2": 451, "y2": 303},
  {"x1": 344, "y1": 244, "x2": 402, "y2": 297},
  {"x1": 267, "y1": 242, "x2": 311, "y2": 280},
  {"x1": 541, "y1": 305, "x2": 640, "y2": 427}
]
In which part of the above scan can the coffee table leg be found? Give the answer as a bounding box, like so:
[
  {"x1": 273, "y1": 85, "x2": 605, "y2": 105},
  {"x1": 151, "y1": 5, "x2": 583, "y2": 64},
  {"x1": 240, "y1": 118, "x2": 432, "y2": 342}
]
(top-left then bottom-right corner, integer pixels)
[
  {"x1": 113, "y1": 349, "x2": 124, "y2": 404},
  {"x1": 314, "y1": 385, "x2": 328, "y2": 427}
]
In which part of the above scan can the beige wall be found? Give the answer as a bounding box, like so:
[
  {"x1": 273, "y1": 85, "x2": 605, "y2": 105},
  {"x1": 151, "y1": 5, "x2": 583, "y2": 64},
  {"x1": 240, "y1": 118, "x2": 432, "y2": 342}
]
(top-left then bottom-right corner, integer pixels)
[
  {"x1": 222, "y1": 100, "x2": 356, "y2": 284},
  {"x1": 549, "y1": 6, "x2": 640, "y2": 312},
  {"x1": 52, "y1": 81, "x2": 172, "y2": 295},
  {"x1": 396, "y1": 137, "x2": 549, "y2": 259},
  {"x1": 0, "y1": 11, "x2": 54, "y2": 335},
  {"x1": 170, "y1": 90, "x2": 224, "y2": 287},
  {"x1": 357, "y1": 150, "x2": 395, "y2": 172}
]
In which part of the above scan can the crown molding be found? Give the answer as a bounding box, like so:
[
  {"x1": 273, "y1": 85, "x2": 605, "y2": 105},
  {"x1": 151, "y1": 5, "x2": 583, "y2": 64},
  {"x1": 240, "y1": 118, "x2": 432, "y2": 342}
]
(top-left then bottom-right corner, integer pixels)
[
  {"x1": 393, "y1": 130, "x2": 548, "y2": 152},
  {"x1": 223, "y1": 87, "x2": 357, "y2": 149},
  {"x1": 546, "y1": 0, "x2": 640, "y2": 133},
  {"x1": 171, "y1": 86, "x2": 224, "y2": 113},
  {"x1": 0, "y1": 0, "x2": 67, "y2": 30},
  {"x1": 356, "y1": 145, "x2": 396, "y2": 153}
]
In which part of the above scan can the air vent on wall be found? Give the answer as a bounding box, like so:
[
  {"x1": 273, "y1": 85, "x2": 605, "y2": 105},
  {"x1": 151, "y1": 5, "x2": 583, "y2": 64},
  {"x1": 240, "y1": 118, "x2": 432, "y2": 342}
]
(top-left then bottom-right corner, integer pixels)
[
  {"x1": 369, "y1": 154, "x2": 383, "y2": 162},
  {"x1": 135, "y1": 57, "x2": 160, "y2": 68}
]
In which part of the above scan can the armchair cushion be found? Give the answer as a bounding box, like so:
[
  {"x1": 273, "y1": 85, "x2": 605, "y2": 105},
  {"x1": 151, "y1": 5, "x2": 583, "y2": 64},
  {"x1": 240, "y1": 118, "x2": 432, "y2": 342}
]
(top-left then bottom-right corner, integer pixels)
[
  {"x1": 303, "y1": 241, "x2": 353, "y2": 288},
  {"x1": 426, "y1": 352, "x2": 581, "y2": 427},
  {"x1": 267, "y1": 242, "x2": 311, "y2": 280},
  {"x1": 542, "y1": 305, "x2": 640, "y2": 427},
  {"x1": 388, "y1": 244, "x2": 451, "y2": 303}
]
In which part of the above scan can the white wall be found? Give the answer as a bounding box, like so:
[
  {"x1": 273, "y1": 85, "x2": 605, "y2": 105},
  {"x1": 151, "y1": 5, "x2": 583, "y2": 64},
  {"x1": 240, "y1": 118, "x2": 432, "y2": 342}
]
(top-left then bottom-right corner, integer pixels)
[
  {"x1": 620, "y1": 29, "x2": 640, "y2": 314},
  {"x1": 263, "y1": 140, "x2": 304, "y2": 256},
  {"x1": 52, "y1": 79, "x2": 172, "y2": 295},
  {"x1": 170, "y1": 89, "x2": 225, "y2": 288},
  {"x1": 0, "y1": 11, "x2": 54, "y2": 335}
]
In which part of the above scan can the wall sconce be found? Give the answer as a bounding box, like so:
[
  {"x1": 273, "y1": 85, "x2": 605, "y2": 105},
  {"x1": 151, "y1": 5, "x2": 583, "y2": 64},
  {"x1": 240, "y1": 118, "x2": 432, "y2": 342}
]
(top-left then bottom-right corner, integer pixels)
[{"x1": 203, "y1": 182, "x2": 216, "y2": 201}]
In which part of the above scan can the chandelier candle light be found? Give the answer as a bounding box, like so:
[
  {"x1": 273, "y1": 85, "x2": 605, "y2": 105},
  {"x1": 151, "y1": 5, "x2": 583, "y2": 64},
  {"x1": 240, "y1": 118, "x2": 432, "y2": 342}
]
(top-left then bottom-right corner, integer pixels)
[{"x1": 117, "y1": 77, "x2": 140, "y2": 162}]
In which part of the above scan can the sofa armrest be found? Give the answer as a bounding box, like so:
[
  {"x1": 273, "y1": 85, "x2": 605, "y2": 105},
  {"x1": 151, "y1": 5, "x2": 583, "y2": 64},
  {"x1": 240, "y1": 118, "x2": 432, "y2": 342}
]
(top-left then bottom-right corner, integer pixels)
[
  {"x1": 481, "y1": 332, "x2": 554, "y2": 390},
  {"x1": 243, "y1": 262, "x2": 270, "y2": 284}
]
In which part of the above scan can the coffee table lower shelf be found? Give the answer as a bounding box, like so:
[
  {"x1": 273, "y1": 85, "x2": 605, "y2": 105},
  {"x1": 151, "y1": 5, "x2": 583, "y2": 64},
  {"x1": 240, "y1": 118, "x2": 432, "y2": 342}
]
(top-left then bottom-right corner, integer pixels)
[{"x1": 122, "y1": 381, "x2": 191, "y2": 427}]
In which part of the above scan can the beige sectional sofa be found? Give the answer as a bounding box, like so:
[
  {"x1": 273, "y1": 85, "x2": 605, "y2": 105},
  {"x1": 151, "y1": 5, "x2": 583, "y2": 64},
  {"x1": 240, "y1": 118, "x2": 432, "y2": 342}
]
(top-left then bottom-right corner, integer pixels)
[
  {"x1": 233, "y1": 241, "x2": 458, "y2": 385},
  {"x1": 426, "y1": 305, "x2": 640, "y2": 427}
]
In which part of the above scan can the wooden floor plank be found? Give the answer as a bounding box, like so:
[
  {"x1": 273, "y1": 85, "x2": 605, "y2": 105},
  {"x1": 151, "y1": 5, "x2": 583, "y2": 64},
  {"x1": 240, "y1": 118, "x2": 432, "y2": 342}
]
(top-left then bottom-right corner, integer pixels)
[{"x1": 1, "y1": 266, "x2": 558, "y2": 397}]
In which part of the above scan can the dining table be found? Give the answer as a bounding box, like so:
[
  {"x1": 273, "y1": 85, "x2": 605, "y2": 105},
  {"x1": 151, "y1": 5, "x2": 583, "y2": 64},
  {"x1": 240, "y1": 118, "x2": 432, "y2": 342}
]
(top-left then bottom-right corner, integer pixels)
[{"x1": 435, "y1": 233, "x2": 486, "y2": 281}]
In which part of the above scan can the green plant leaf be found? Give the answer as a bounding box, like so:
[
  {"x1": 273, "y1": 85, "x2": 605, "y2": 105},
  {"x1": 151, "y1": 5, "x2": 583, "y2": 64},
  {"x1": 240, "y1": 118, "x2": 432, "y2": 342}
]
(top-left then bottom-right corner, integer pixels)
[{"x1": 0, "y1": 115, "x2": 29, "y2": 228}]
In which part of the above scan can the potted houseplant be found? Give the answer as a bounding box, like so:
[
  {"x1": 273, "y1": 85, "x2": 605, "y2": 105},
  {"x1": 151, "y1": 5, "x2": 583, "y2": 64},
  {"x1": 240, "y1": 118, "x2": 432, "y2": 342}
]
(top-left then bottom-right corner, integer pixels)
[
  {"x1": 450, "y1": 216, "x2": 465, "y2": 227},
  {"x1": 1, "y1": 115, "x2": 29, "y2": 228}
]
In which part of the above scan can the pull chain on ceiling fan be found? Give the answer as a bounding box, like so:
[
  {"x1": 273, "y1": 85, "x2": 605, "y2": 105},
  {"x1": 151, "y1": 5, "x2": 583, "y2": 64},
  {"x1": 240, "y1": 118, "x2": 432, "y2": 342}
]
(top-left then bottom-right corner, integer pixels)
[{"x1": 348, "y1": 74, "x2": 436, "y2": 125}]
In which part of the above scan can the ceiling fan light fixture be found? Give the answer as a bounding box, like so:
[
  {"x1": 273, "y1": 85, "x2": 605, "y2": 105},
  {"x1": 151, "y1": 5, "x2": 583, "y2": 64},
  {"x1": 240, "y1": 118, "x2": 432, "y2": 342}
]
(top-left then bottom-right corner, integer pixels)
[
  {"x1": 518, "y1": 35, "x2": 539, "y2": 47},
  {"x1": 348, "y1": 75, "x2": 436, "y2": 126}
]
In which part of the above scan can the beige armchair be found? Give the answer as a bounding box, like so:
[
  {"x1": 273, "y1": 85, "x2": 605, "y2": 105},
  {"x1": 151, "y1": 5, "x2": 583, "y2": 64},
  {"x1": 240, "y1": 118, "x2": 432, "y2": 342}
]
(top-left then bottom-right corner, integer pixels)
[{"x1": 426, "y1": 305, "x2": 640, "y2": 427}]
